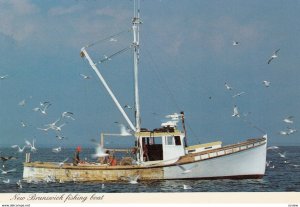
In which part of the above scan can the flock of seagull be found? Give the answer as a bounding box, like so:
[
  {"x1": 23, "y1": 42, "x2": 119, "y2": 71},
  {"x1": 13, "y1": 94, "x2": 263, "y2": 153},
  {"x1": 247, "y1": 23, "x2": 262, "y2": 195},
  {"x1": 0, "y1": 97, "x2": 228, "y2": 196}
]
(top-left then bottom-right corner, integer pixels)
[
  {"x1": 0, "y1": 96, "x2": 76, "y2": 187},
  {"x1": 229, "y1": 41, "x2": 299, "y2": 172},
  {"x1": 229, "y1": 41, "x2": 296, "y2": 137}
]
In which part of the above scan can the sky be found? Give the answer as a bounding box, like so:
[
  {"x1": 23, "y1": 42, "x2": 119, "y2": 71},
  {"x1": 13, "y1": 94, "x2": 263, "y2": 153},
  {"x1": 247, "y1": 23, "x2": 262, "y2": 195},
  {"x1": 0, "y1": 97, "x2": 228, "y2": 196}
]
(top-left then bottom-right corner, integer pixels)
[{"x1": 0, "y1": 0, "x2": 300, "y2": 149}]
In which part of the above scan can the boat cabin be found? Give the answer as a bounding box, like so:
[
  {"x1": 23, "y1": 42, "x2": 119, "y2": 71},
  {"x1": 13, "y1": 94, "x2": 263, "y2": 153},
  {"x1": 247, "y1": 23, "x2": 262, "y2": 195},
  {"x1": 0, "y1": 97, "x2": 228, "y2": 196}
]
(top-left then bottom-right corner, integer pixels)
[{"x1": 135, "y1": 126, "x2": 186, "y2": 163}]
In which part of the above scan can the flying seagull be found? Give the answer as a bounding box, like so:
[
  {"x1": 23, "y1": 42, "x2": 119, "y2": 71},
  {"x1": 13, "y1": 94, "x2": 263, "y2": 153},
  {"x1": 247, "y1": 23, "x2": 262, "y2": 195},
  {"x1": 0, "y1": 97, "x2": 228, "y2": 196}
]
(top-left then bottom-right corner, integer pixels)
[
  {"x1": 183, "y1": 184, "x2": 192, "y2": 190},
  {"x1": 33, "y1": 102, "x2": 51, "y2": 115},
  {"x1": 128, "y1": 174, "x2": 140, "y2": 184},
  {"x1": 262, "y1": 81, "x2": 271, "y2": 87},
  {"x1": 267, "y1": 49, "x2": 280, "y2": 64},
  {"x1": 11, "y1": 145, "x2": 27, "y2": 153},
  {"x1": 224, "y1": 82, "x2": 233, "y2": 90},
  {"x1": 176, "y1": 163, "x2": 197, "y2": 174},
  {"x1": 119, "y1": 124, "x2": 131, "y2": 136},
  {"x1": 61, "y1": 111, "x2": 75, "y2": 120},
  {"x1": 58, "y1": 158, "x2": 69, "y2": 167},
  {"x1": 18, "y1": 99, "x2": 26, "y2": 106},
  {"x1": 232, "y1": 105, "x2": 240, "y2": 117},
  {"x1": 0, "y1": 75, "x2": 8, "y2": 80},
  {"x1": 52, "y1": 146, "x2": 62, "y2": 153},
  {"x1": 90, "y1": 139, "x2": 109, "y2": 158},
  {"x1": 232, "y1": 91, "x2": 245, "y2": 98},
  {"x1": 0, "y1": 168, "x2": 16, "y2": 174},
  {"x1": 109, "y1": 38, "x2": 117, "y2": 42},
  {"x1": 283, "y1": 116, "x2": 294, "y2": 124},
  {"x1": 0, "y1": 156, "x2": 17, "y2": 168},
  {"x1": 80, "y1": 74, "x2": 90, "y2": 79},
  {"x1": 232, "y1": 41, "x2": 239, "y2": 46},
  {"x1": 124, "y1": 104, "x2": 132, "y2": 109},
  {"x1": 25, "y1": 139, "x2": 37, "y2": 152},
  {"x1": 267, "y1": 146, "x2": 279, "y2": 150}
]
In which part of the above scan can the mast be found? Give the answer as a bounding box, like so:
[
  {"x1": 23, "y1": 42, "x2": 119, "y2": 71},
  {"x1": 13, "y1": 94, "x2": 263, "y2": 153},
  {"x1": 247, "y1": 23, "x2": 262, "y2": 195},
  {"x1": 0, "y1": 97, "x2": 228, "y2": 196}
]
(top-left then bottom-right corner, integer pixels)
[{"x1": 132, "y1": 0, "x2": 141, "y2": 132}]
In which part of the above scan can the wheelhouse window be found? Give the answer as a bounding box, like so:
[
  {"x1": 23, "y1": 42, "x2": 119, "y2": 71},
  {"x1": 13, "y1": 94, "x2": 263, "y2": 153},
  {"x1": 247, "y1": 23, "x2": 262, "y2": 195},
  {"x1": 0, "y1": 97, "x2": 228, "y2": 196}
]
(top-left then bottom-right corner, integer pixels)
[
  {"x1": 174, "y1": 136, "x2": 181, "y2": 146},
  {"x1": 165, "y1": 136, "x2": 174, "y2": 145}
]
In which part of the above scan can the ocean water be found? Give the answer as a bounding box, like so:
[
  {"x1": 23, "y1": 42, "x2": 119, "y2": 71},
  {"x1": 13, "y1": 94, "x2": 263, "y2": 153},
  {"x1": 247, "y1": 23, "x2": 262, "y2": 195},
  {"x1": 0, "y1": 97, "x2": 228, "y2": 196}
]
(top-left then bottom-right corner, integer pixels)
[{"x1": 0, "y1": 146, "x2": 299, "y2": 193}]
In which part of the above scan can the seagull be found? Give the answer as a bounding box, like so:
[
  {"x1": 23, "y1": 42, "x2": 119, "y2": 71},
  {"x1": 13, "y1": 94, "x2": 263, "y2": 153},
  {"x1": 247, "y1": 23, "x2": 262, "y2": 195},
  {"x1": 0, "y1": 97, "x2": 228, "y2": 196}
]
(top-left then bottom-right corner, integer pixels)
[
  {"x1": 18, "y1": 99, "x2": 26, "y2": 106},
  {"x1": 61, "y1": 111, "x2": 75, "y2": 120},
  {"x1": 279, "y1": 130, "x2": 289, "y2": 136},
  {"x1": 232, "y1": 91, "x2": 245, "y2": 98},
  {"x1": 40, "y1": 101, "x2": 50, "y2": 108},
  {"x1": 33, "y1": 102, "x2": 51, "y2": 115},
  {"x1": 11, "y1": 145, "x2": 27, "y2": 153},
  {"x1": 128, "y1": 175, "x2": 140, "y2": 184},
  {"x1": 109, "y1": 38, "x2": 117, "y2": 42},
  {"x1": 2, "y1": 179, "x2": 10, "y2": 184},
  {"x1": 0, "y1": 168, "x2": 16, "y2": 174},
  {"x1": 225, "y1": 82, "x2": 233, "y2": 90},
  {"x1": 91, "y1": 144, "x2": 109, "y2": 158},
  {"x1": 124, "y1": 104, "x2": 132, "y2": 109},
  {"x1": 232, "y1": 41, "x2": 239, "y2": 46},
  {"x1": 25, "y1": 139, "x2": 37, "y2": 152},
  {"x1": 37, "y1": 126, "x2": 51, "y2": 132},
  {"x1": 266, "y1": 160, "x2": 272, "y2": 167},
  {"x1": 176, "y1": 163, "x2": 197, "y2": 174},
  {"x1": 269, "y1": 165, "x2": 275, "y2": 169},
  {"x1": 267, "y1": 146, "x2": 279, "y2": 150},
  {"x1": 56, "y1": 135, "x2": 67, "y2": 140},
  {"x1": 44, "y1": 118, "x2": 64, "y2": 132},
  {"x1": 16, "y1": 180, "x2": 22, "y2": 189},
  {"x1": 287, "y1": 128, "x2": 297, "y2": 135},
  {"x1": 278, "y1": 152, "x2": 286, "y2": 158},
  {"x1": 183, "y1": 184, "x2": 192, "y2": 190},
  {"x1": 267, "y1": 49, "x2": 280, "y2": 64},
  {"x1": 0, "y1": 75, "x2": 8, "y2": 80},
  {"x1": 58, "y1": 158, "x2": 69, "y2": 167},
  {"x1": 232, "y1": 105, "x2": 240, "y2": 117},
  {"x1": 0, "y1": 156, "x2": 17, "y2": 168},
  {"x1": 80, "y1": 74, "x2": 90, "y2": 79},
  {"x1": 119, "y1": 124, "x2": 131, "y2": 136},
  {"x1": 20, "y1": 121, "x2": 27, "y2": 128},
  {"x1": 101, "y1": 183, "x2": 105, "y2": 189},
  {"x1": 52, "y1": 147, "x2": 62, "y2": 153},
  {"x1": 54, "y1": 123, "x2": 66, "y2": 132},
  {"x1": 103, "y1": 55, "x2": 111, "y2": 61},
  {"x1": 262, "y1": 81, "x2": 271, "y2": 87},
  {"x1": 283, "y1": 116, "x2": 294, "y2": 124},
  {"x1": 45, "y1": 118, "x2": 61, "y2": 128}
]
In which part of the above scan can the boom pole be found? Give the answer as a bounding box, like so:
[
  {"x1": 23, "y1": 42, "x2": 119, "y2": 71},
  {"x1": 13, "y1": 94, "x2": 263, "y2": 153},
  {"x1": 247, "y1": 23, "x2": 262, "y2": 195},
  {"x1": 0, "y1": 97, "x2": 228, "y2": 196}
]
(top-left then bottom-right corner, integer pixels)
[{"x1": 80, "y1": 47, "x2": 136, "y2": 132}]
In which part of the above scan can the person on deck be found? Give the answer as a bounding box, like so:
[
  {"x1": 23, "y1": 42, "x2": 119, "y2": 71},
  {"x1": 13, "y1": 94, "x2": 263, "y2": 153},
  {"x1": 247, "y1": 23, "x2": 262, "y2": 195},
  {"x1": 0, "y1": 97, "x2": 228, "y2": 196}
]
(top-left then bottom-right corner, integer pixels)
[
  {"x1": 143, "y1": 143, "x2": 149, "y2": 161},
  {"x1": 108, "y1": 153, "x2": 117, "y2": 166},
  {"x1": 73, "y1": 146, "x2": 81, "y2": 166}
]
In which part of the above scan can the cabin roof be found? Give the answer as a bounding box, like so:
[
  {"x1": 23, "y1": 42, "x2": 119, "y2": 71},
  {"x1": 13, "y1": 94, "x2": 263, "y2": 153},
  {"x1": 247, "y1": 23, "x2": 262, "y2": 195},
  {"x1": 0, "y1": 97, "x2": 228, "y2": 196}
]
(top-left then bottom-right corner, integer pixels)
[{"x1": 135, "y1": 129, "x2": 183, "y2": 137}]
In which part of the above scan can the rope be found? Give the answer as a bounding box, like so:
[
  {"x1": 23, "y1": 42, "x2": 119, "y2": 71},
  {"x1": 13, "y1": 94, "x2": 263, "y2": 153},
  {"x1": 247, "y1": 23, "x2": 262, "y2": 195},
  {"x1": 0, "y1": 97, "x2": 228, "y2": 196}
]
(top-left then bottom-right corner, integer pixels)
[
  {"x1": 85, "y1": 29, "x2": 131, "y2": 48},
  {"x1": 98, "y1": 45, "x2": 132, "y2": 64}
]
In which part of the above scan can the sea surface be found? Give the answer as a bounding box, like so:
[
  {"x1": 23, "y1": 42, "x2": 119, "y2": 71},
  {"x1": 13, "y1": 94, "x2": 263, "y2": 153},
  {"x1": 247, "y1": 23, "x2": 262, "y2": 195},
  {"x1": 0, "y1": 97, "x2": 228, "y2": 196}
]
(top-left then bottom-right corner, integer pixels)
[{"x1": 0, "y1": 146, "x2": 299, "y2": 193}]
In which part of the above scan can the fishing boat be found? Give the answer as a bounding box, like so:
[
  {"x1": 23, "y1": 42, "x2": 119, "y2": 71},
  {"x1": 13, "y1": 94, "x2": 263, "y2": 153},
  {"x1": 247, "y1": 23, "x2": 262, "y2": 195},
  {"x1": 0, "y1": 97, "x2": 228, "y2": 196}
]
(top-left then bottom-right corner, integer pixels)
[{"x1": 23, "y1": 0, "x2": 267, "y2": 182}]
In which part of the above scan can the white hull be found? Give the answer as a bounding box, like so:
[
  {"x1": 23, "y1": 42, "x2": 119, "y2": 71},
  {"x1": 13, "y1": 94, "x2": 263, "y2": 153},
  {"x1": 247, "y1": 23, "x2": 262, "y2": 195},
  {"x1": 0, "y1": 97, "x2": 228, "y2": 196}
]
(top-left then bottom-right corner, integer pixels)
[{"x1": 164, "y1": 141, "x2": 266, "y2": 179}]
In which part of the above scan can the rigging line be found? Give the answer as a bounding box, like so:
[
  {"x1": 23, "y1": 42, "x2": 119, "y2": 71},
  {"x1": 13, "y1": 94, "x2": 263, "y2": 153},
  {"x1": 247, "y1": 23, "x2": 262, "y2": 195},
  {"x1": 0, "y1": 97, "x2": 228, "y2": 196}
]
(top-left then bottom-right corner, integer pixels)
[
  {"x1": 98, "y1": 45, "x2": 132, "y2": 64},
  {"x1": 240, "y1": 116, "x2": 267, "y2": 135},
  {"x1": 85, "y1": 29, "x2": 131, "y2": 48},
  {"x1": 143, "y1": 48, "x2": 199, "y2": 139}
]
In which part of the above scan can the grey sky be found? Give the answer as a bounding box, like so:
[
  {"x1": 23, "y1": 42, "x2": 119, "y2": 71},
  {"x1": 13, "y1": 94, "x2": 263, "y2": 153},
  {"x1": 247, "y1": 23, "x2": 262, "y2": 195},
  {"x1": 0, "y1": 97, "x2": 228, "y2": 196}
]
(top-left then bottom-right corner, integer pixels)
[{"x1": 0, "y1": 0, "x2": 300, "y2": 148}]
